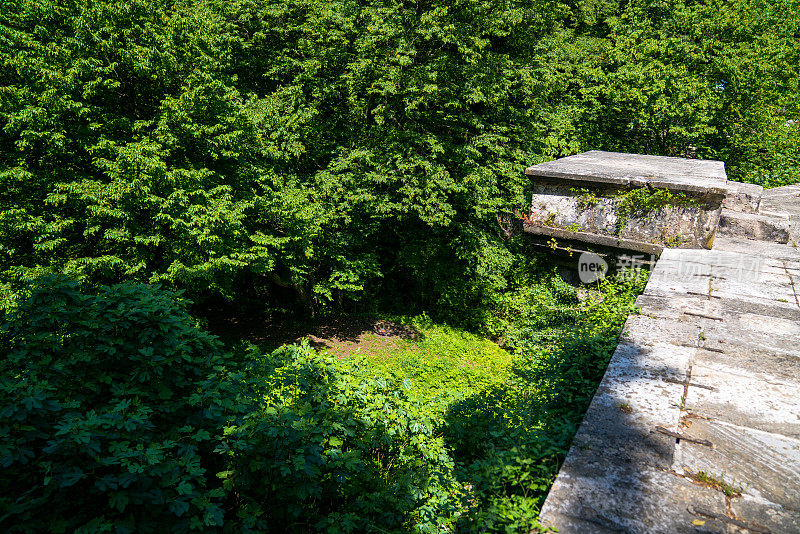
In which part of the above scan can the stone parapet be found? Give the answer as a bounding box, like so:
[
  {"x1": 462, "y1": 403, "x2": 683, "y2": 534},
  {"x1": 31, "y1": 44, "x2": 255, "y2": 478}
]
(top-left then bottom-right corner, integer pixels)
[
  {"x1": 524, "y1": 151, "x2": 729, "y2": 252},
  {"x1": 534, "y1": 152, "x2": 800, "y2": 533}
]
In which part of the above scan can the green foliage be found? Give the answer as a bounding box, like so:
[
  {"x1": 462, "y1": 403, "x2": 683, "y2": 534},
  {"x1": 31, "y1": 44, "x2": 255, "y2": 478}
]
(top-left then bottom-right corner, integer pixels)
[
  {"x1": 613, "y1": 187, "x2": 700, "y2": 233},
  {"x1": 0, "y1": 269, "x2": 646, "y2": 532},
  {"x1": 616, "y1": 188, "x2": 699, "y2": 217},
  {"x1": 443, "y1": 272, "x2": 648, "y2": 531},
  {"x1": 743, "y1": 153, "x2": 800, "y2": 188},
  {"x1": 0, "y1": 0, "x2": 795, "y2": 527},
  {"x1": 0, "y1": 276, "x2": 230, "y2": 532},
  {"x1": 690, "y1": 471, "x2": 743, "y2": 498},
  {"x1": 596, "y1": 0, "x2": 800, "y2": 169},
  {"x1": 2, "y1": 0, "x2": 797, "y2": 317},
  {"x1": 572, "y1": 188, "x2": 602, "y2": 208},
  {"x1": 221, "y1": 342, "x2": 465, "y2": 533},
  {"x1": 222, "y1": 272, "x2": 645, "y2": 533},
  {"x1": 530, "y1": 272, "x2": 648, "y2": 413},
  {"x1": 479, "y1": 255, "x2": 582, "y2": 351},
  {"x1": 339, "y1": 315, "x2": 514, "y2": 405}
]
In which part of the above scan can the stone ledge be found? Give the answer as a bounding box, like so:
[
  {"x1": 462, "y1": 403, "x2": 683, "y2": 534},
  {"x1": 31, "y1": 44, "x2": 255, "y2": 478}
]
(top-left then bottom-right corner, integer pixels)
[
  {"x1": 531, "y1": 154, "x2": 800, "y2": 533},
  {"x1": 539, "y1": 243, "x2": 800, "y2": 533},
  {"x1": 524, "y1": 152, "x2": 726, "y2": 252},
  {"x1": 718, "y1": 210, "x2": 790, "y2": 243},
  {"x1": 525, "y1": 151, "x2": 729, "y2": 196},
  {"x1": 522, "y1": 223, "x2": 664, "y2": 255},
  {"x1": 722, "y1": 181, "x2": 764, "y2": 214}
]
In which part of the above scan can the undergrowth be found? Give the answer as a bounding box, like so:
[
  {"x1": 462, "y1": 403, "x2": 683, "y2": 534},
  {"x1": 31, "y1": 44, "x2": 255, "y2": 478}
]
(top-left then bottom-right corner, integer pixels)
[
  {"x1": 296, "y1": 270, "x2": 650, "y2": 532},
  {"x1": 346, "y1": 316, "x2": 514, "y2": 405},
  {"x1": 1, "y1": 270, "x2": 647, "y2": 532}
]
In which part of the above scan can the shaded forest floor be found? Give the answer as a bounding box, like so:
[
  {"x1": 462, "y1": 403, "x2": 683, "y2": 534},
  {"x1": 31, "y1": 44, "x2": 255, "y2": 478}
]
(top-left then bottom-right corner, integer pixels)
[
  {"x1": 195, "y1": 273, "x2": 647, "y2": 530},
  {"x1": 208, "y1": 313, "x2": 422, "y2": 352},
  {"x1": 207, "y1": 312, "x2": 515, "y2": 401}
]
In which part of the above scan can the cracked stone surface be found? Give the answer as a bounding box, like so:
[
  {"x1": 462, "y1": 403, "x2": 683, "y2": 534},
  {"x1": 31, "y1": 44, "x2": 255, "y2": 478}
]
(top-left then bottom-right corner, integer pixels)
[
  {"x1": 525, "y1": 151, "x2": 729, "y2": 193},
  {"x1": 534, "y1": 155, "x2": 800, "y2": 533},
  {"x1": 523, "y1": 151, "x2": 730, "y2": 251},
  {"x1": 540, "y1": 238, "x2": 800, "y2": 533}
]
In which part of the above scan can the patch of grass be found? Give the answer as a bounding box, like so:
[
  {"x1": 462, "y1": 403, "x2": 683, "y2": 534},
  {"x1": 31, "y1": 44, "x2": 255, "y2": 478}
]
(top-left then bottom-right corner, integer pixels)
[
  {"x1": 689, "y1": 471, "x2": 743, "y2": 497},
  {"x1": 666, "y1": 233, "x2": 686, "y2": 247},
  {"x1": 345, "y1": 315, "x2": 515, "y2": 404}
]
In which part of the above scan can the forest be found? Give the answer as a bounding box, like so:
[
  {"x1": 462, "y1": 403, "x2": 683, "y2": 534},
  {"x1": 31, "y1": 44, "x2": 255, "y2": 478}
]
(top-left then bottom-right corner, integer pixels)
[{"x1": 1, "y1": 0, "x2": 798, "y2": 531}]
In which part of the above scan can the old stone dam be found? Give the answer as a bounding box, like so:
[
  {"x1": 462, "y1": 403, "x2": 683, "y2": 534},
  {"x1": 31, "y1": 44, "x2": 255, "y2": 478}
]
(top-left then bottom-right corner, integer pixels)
[{"x1": 525, "y1": 151, "x2": 800, "y2": 533}]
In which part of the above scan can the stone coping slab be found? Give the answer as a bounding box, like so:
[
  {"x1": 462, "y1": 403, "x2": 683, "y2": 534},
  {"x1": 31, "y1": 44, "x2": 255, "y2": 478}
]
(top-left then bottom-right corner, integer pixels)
[
  {"x1": 525, "y1": 151, "x2": 729, "y2": 195},
  {"x1": 524, "y1": 152, "x2": 727, "y2": 252},
  {"x1": 539, "y1": 237, "x2": 800, "y2": 533},
  {"x1": 522, "y1": 223, "x2": 665, "y2": 255}
]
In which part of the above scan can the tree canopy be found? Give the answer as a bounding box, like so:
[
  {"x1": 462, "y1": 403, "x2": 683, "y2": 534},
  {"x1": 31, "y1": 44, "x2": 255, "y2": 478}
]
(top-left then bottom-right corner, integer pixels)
[{"x1": 1, "y1": 0, "x2": 798, "y2": 317}]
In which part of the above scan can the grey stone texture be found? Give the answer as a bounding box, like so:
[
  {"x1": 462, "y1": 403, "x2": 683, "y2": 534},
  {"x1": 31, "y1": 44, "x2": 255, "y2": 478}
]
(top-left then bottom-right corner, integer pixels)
[
  {"x1": 524, "y1": 152, "x2": 727, "y2": 251},
  {"x1": 760, "y1": 183, "x2": 800, "y2": 246},
  {"x1": 536, "y1": 153, "x2": 800, "y2": 534},
  {"x1": 525, "y1": 151, "x2": 729, "y2": 194},
  {"x1": 718, "y1": 211, "x2": 790, "y2": 243},
  {"x1": 721, "y1": 181, "x2": 763, "y2": 214}
]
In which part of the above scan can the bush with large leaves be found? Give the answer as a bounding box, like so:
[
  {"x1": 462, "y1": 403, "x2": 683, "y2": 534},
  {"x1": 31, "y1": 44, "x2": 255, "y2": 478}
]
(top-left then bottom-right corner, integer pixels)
[
  {"x1": 222, "y1": 343, "x2": 464, "y2": 533},
  {"x1": 0, "y1": 276, "x2": 230, "y2": 532},
  {"x1": 0, "y1": 278, "x2": 467, "y2": 532}
]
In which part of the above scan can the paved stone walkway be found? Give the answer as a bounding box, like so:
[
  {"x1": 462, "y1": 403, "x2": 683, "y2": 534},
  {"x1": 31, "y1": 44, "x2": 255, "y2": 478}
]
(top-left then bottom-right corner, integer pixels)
[{"x1": 540, "y1": 234, "x2": 800, "y2": 532}]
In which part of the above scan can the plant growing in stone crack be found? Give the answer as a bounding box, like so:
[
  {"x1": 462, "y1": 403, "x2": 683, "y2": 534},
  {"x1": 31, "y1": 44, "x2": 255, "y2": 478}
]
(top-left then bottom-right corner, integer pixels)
[
  {"x1": 613, "y1": 187, "x2": 701, "y2": 235},
  {"x1": 690, "y1": 471, "x2": 743, "y2": 497},
  {"x1": 571, "y1": 188, "x2": 602, "y2": 208},
  {"x1": 666, "y1": 234, "x2": 686, "y2": 247}
]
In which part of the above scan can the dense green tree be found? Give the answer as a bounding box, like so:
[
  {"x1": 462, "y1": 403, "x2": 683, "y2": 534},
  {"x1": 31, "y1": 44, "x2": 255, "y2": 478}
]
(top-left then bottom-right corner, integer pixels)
[
  {"x1": 1, "y1": 0, "x2": 798, "y2": 317},
  {"x1": 595, "y1": 0, "x2": 800, "y2": 178}
]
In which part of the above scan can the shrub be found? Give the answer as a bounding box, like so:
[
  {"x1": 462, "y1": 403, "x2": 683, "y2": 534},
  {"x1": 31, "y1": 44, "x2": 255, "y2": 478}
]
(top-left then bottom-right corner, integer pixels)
[
  {"x1": 220, "y1": 342, "x2": 464, "y2": 533},
  {"x1": 0, "y1": 276, "x2": 229, "y2": 532},
  {"x1": 0, "y1": 271, "x2": 647, "y2": 533},
  {"x1": 442, "y1": 272, "x2": 647, "y2": 532}
]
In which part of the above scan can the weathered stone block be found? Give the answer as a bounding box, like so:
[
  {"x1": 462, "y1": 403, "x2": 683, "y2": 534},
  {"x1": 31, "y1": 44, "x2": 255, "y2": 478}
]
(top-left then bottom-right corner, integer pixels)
[
  {"x1": 713, "y1": 236, "x2": 800, "y2": 262},
  {"x1": 722, "y1": 181, "x2": 763, "y2": 214},
  {"x1": 730, "y1": 496, "x2": 800, "y2": 533},
  {"x1": 541, "y1": 456, "x2": 728, "y2": 533},
  {"x1": 673, "y1": 419, "x2": 800, "y2": 510},
  {"x1": 687, "y1": 362, "x2": 800, "y2": 439},
  {"x1": 524, "y1": 151, "x2": 728, "y2": 252},
  {"x1": 718, "y1": 211, "x2": 790, "y2": 243},
  {"x1": 760, "y1": 183, "x2": 800, "y2": 246}
]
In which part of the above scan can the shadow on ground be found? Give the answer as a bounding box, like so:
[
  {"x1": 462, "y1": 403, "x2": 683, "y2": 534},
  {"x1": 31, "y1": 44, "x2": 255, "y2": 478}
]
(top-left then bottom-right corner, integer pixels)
[
  {"x1": 206, "y1": 313, "x2": 422, "y2": 352},
  {"x1": 440, "y1": 328, "x2": 689, "y2": 533}
]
